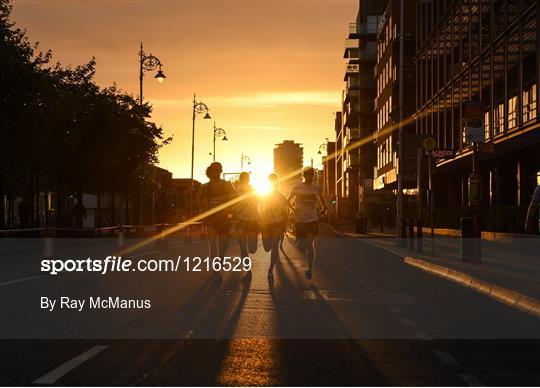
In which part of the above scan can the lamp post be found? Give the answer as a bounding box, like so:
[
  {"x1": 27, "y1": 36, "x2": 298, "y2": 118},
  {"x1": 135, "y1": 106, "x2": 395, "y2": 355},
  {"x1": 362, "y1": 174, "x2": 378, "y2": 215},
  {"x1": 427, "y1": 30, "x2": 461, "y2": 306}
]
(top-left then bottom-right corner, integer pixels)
[
  {"x1": 138, "y1": 43, "x2": 165, "y2": 225},
  {"x1": 241, "y1": 153, "x2": 251, "y2": 172},
  {"x1": 139, "y1": 42, "x2": 165, "y2": 105},
  {"x1": 318, "y1": 140, "x2": 329, "y2": 155},
  {"x1": 212, "y1": 122, "x2": 228, "y2": 162},
  {"x1": 190, "y1": 94, "x2": 211, "y2": 217}
]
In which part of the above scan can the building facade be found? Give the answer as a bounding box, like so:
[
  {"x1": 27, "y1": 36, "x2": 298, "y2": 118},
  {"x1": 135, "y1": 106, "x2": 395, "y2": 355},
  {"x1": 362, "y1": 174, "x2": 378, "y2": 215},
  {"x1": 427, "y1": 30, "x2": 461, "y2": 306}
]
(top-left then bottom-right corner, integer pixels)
[
  {"x1": 337, "y1": 0, "x2": 386, "y2": 220},
  {"x1": 415, "y1": 0, "x2": 540, "y2": 232},
  {"x1": 321, "y1": 141, "x2": 337, "y2": 220},
  {"x1": 372, "y1": 0, "x2": 418, "y2": 225},
  {"x1": 274, "y1": 140, "x2": 304, "y2": 194}
]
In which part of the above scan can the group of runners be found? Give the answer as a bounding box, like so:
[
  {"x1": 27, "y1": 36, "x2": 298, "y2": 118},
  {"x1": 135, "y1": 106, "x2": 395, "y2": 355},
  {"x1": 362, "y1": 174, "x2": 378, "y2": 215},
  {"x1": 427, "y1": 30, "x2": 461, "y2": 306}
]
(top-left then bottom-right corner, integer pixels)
[{"x1": 196, "y1": 161, "x2": 328, "y2": 283}]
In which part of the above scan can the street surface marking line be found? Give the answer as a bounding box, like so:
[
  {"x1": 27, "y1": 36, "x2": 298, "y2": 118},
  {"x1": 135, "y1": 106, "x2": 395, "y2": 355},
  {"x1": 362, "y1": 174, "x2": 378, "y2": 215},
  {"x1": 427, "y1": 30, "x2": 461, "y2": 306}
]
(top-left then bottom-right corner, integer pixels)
[
  {"x1": 413, "y1": 331, "x2": 433, "y2": 341},
  {"x1": 33, "y1": 345, "x2": 108, "y2": 384},
  {"x1": 388, "y1": 307, "x2": 401, "y2": 314},
  {"x1": 398, "y1": 317, "x2": 416, "y2": 326},
  {"x1": 459, "y1": 373, "x2": 484, "y2": 386},
  {"x1": 0, "y1": 275, "x2": 45, "y2": 288},
  {"x1": 433, "y1": 349, "x2": 459, "y2": 365}
]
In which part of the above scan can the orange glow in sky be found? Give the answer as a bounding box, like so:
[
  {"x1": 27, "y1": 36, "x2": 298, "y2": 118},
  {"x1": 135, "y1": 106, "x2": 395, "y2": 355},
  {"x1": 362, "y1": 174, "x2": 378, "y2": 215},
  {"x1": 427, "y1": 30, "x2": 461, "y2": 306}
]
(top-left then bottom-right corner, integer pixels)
[{"x1": 12, "y1": 0, "x2": 356, "y2": 182}]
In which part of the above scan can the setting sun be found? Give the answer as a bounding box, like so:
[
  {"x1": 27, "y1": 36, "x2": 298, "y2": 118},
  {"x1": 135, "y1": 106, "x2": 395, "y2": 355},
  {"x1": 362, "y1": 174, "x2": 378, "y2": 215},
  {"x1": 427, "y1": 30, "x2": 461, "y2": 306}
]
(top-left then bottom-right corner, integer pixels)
[{"x1": 251, "y1": 175, "x2": 272, "y2": 196}]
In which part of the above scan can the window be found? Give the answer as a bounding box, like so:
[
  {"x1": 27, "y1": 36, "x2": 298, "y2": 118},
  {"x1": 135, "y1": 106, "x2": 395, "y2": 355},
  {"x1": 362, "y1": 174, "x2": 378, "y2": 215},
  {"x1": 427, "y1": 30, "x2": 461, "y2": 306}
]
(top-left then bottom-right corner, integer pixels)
[
  {"x1": 484, "y1": 111, "x2": 491, "y2": 139},
  {"x1": 508, "y1": 96, "x2": 517, "y2": 129},
  {"x1": 493, "y1": 102, "x2": 505, "y2": 135},
  {"x1": 523, "y1": 84, "x2": 537, "y2": 122}
]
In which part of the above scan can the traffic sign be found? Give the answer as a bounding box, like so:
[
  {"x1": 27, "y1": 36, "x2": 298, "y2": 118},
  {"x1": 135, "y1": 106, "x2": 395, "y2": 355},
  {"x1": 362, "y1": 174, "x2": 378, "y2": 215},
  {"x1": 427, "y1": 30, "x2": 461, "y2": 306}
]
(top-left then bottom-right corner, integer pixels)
[
  {"x1": 478, "y1": 142, "x2": 495, "y2": 154},
  {"x1": 422, "y1": 136, "x2": 437, "y2": 151},
  {"x1": 424, "y1": 149, "x2": 455, "y2": 158},
  {"x1": 463, "y1": 101, "x2": 486, "y2": 144}
]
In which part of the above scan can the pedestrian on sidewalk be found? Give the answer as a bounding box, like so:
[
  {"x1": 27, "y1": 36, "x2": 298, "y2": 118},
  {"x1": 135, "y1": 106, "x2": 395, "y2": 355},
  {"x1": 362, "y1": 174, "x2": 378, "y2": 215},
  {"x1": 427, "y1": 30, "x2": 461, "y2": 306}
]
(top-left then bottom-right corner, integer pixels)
[
  {"x1": 287, "y1": 167, "x2": 327, "y2": 280},
  {"x1": 234, "y1": 172, "x2": 259, "y2": 282},
  {"x1": 260, "y1": 173, "x2": 288, "y2": 281},
  {"x1": 525, "y1": 184, "x2": 540, "y2": 234},
  {"x1": 196, "y1": 162, "x2": 236, "y2": 284}
]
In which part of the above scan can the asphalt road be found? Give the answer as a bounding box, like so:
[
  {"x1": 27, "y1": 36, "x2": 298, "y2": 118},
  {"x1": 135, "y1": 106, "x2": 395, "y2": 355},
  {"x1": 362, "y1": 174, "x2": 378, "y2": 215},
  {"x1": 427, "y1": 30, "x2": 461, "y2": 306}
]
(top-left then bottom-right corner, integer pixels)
[{"x1": 0, "y1": 225, "x2": 538, "y2": 385}]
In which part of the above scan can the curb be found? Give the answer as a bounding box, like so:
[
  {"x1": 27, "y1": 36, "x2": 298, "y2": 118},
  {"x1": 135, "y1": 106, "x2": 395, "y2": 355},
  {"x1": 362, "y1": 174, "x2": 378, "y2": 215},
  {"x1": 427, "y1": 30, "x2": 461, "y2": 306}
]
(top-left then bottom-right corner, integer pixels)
[{"x1": 404, "y1": 256, "x2": 540, "y2": 318}]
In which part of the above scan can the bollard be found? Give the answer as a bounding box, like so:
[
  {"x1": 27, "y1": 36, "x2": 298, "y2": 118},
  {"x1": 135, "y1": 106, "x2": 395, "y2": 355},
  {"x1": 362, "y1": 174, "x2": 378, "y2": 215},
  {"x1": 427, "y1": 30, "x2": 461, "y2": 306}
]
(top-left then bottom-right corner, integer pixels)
[
  {"x1": 416, "y1": 219, "x2": 423, "y2": 253},
  {"x1": 159, "y1": 224, "x2": 169, "y2": 250},
  {"x1": 42, "y1": 227, "x2": 54, "y2": 259},
  {"x1": 186, "y1": 224, "x2": 192, "y2": 244},
  {"x1": 461, "y1": 217, "x2": 481, "y2": 263},
  {"x1": 408, "y1": 219, "x2": 415, "y2": 251},
  {"x1": 399, "y1": 218, "x2": 407, "y2": 247},
  {"x1": 117, "y1": 225, "x2": 125, "y2": 249}
]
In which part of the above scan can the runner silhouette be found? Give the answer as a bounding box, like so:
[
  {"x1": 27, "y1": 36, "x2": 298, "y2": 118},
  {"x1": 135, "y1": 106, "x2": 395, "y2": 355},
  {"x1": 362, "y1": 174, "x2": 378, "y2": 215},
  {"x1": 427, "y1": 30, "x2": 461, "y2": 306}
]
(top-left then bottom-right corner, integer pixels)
[
  {"x1": 260, "y1": 173, "x2": 288, "y2": 281},
  {"x1": 287, "y1": 167, "x2": 327, "y2": 280},
  {"x1": 196, "y1": 162, "x2": 236, "y2": 284},
  {"x1": 234, "y1": 172, "x2": 259, "y2": 282}
]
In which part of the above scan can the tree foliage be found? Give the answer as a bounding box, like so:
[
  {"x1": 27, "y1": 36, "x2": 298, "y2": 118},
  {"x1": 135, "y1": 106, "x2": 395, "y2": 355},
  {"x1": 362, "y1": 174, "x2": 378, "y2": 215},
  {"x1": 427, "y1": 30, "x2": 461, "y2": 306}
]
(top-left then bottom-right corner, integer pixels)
[{"x1": 0, "y1": 0, "x2": 168, "y2": 206}]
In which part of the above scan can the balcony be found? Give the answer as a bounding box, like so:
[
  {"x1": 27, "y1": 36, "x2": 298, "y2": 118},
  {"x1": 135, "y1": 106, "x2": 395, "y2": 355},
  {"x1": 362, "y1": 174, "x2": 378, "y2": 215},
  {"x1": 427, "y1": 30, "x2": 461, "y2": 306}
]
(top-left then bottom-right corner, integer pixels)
[
  {"x1": 345, "y1": 38, "x2": 359, "y2": 50},
  {"x1": 344, "y1": 47, "x2": 376, "y2": 62},
  {"x1": 345, "y1": 74, "x2": 376, "y2": 92},
  {"x1": 348, "y1": 22, "x2": 378, "y2": 35},
  {"x1": 345, "y1": 63, "x2": 359, "y2": 75}
]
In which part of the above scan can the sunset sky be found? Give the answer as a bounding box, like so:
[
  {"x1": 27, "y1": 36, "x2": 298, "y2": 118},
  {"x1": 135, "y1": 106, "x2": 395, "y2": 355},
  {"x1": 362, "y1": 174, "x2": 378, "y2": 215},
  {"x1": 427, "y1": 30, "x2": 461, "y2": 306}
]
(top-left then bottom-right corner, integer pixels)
[{"x1": 12, "y1": 0, "x2": 356, "y2": 183}]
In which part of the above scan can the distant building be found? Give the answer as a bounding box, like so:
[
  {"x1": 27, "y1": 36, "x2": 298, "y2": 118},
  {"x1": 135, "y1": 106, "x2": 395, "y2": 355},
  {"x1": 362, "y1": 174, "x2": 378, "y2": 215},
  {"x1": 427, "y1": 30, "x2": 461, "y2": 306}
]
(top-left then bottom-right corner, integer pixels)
[
  {"x1": 322, "y1": 141, "x2": 337, "y2": 219},
  {"x1": 168, "y1": 178, "x2": 201, "y2": 221},
  {"x1": 274, "y1": 140, "x2": 303, "y2": 194},
  {"x1": 337, "y1": 0, "x2": 386, "y2": 220},
  {"x1": 372, "y1": 0, "x2": 417, "y2": 225}
]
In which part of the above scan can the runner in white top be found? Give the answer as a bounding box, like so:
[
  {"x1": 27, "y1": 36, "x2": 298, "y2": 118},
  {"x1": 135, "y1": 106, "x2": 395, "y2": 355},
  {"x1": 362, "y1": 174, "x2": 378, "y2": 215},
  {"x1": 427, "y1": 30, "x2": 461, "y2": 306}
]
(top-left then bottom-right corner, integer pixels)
[{"x1": 288, "y1": 167, "x2": 327, "y2": 280}]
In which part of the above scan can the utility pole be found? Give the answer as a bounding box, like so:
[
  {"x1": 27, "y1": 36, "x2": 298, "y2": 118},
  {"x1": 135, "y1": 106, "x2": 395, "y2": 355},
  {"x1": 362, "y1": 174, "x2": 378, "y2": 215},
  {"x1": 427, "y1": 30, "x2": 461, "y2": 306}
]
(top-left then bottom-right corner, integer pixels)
[{"x1": 396, "y1": 0, "x2": 405, "y2": 246}]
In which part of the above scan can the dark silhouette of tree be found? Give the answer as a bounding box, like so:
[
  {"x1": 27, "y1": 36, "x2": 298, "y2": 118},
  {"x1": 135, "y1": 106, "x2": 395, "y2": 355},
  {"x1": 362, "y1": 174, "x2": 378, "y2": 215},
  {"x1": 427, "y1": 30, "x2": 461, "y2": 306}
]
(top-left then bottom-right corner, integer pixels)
[{"x1": 0, "y1": 0, "x2": 169, "y2": 227}]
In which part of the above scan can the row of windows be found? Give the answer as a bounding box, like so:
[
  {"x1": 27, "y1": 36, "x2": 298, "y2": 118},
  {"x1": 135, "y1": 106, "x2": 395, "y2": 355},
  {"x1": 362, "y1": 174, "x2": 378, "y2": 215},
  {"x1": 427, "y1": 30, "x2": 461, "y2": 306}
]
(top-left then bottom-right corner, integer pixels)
[
  {"x1": 377, "y1": 136, "x2": 393, "y2": 170},
  {"x1": 376, "y1": 18, "x2": 396, "y2": 62},
  {"x1": 484, "y1": 84, "x2": 537, "y2": 138},
  {"x1": 377, "y1": 58, "x2": 396, "y2": 96},
  {"x1": 377, "y1": 96, "x2": 393, "y2": 131}
]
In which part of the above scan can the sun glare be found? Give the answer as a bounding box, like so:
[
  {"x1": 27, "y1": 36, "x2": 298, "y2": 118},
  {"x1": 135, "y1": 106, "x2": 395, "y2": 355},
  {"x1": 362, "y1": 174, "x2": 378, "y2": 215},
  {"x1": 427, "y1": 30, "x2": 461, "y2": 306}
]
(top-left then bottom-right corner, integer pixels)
[{"x1": 251, "y1": 175, "x2": 272, "y2": 196}]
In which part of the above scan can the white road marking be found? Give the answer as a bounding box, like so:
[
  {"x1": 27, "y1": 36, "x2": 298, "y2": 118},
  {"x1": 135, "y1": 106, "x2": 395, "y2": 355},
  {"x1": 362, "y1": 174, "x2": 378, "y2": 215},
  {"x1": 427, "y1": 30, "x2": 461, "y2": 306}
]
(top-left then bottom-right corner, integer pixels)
[
  {"x1": 398, "y1": 317, "x2": 416, "y2": 326},
  {"x1": 0, "y1": 275, "x2": 45, "y2": 288},
  {"x1": 360, "y1": 238, "x2": 404, "y2": 257},
  {"x1": 459, "y1": 373, "x2": 484, "y2": 386},
  {"x1": 34, "y1": 345, "x2": 108, "y2": 384},
  {"x1": 433, "y1": 349, "x2": 459, "y2": 365},
  {"x1": 388, "y1": 307, "x2": 401, "y2": 314},
  {"x1": 413, "y1": 331, "x2": 433, "y2": 341}
]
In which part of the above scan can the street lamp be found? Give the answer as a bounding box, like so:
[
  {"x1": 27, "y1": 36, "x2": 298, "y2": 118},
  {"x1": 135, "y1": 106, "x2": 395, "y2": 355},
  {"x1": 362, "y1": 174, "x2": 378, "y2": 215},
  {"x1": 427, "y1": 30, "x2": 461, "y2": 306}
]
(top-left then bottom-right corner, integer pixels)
[
  {"x1": 190, "y1": 94, "x2": 212, "y2": 217},
  {"x1": 241, "y1": 153, "x2": 251, "y2": 172},
  {"x1": 213, "y1": 122, "x2": 228, "y2": 162},
  {"x1": 139, "y1": 42, "x2": 165, "y2": 105},
  {"x1": 317, "y1": 138, "x2": 330, "y2": 154}
]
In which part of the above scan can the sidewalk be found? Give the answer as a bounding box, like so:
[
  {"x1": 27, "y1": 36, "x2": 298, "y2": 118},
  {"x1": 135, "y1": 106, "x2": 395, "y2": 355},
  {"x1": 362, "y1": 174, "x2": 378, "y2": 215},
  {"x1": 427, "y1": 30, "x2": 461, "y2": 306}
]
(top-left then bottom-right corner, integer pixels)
[{"x1": 330, "y1": 225, "x2": 540, "y2": 317}]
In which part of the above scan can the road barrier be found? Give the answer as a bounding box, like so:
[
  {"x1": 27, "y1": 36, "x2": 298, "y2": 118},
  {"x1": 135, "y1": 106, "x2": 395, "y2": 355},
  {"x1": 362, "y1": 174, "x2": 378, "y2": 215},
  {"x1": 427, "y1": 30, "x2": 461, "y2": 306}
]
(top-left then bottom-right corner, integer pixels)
[{"x1": 0, "y1": 221, "x2": 203, "y2": 257}]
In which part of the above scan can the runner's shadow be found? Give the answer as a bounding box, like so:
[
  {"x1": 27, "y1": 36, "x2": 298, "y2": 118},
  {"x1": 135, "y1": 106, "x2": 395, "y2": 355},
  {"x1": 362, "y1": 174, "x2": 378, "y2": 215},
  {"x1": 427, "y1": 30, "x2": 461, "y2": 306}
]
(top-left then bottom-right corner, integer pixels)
[{"x1": 269, "y1": 240, "x2": 388, "y2": 385}]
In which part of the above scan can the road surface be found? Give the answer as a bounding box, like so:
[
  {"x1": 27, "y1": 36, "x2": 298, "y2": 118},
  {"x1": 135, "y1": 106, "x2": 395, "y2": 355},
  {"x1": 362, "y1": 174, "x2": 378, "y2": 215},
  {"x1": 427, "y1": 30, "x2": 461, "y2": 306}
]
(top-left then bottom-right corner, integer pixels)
[{"x1": 0, "y1": 225, "x2": 538, "y2": 385}]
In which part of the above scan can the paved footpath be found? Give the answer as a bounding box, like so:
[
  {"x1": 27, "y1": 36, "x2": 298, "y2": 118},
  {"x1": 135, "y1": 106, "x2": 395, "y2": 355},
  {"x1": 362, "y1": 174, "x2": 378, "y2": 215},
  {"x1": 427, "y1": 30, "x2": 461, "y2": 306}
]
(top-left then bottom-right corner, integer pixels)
[
  {"x1": 337, "y1": 226, "x2": 540, "y2": 313},
  {"x1": 0, "y1": 225, "x2": 538, "y2": 385}
]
